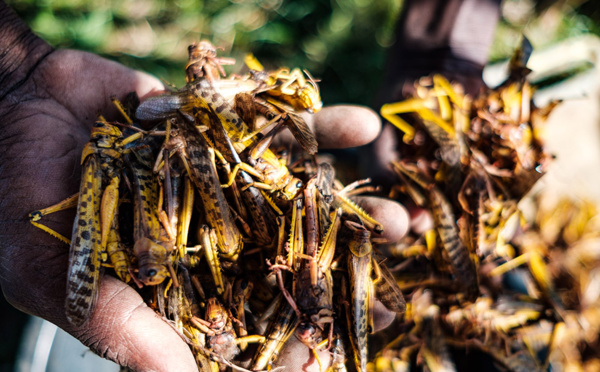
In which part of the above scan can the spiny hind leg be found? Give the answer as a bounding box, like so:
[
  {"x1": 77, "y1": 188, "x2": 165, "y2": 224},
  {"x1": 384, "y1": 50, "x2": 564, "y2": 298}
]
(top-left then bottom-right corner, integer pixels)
[{"x1": 29, "y1": 193, "x2": 79, "y2": 244}]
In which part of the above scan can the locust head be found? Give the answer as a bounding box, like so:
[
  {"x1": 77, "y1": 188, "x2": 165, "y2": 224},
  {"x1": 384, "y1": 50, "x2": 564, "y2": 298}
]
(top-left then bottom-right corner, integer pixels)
[
  {"x1": 138, "y1": 263, "x2": 169, "y2": 286},
  {"x1": 280, "y1": 178, "x2": 303, "y2": 201},
  {"x1": 206, "y1": 298, "x2": 229, "y2": 332},
  {"x1": 296, "y1": 322, "x2": 323, "y2": 349},
  {"x1": 90, "y1": 121, "x2": 123, "y2": 149},
  {"x1": 298, "y1": 70, "x2": 322, "y2": 113}
]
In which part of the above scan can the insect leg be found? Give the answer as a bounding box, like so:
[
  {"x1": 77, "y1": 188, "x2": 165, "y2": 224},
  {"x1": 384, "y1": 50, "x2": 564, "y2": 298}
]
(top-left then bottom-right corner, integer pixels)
[{"x1": 29, "y1": 193, "x2": 79, "y2": 244}]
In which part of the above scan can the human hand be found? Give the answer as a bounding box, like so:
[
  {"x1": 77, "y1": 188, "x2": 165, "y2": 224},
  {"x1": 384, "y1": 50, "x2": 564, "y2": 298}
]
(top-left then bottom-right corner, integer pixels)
[
  {"x1": 0, "y1": 42, "x2": 207, "y2": 370},
  {"x1": 0, "y1": 44, "x2": 409, "y2": 372}
]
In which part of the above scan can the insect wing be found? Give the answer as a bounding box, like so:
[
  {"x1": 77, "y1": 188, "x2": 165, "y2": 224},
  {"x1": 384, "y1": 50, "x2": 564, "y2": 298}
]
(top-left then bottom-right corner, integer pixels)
[
  {"x1": 135, "y1": 94, "x2": 185, "y2": 121},
  {"x1": 65, "y1": 155, "x2": 103, "y2": 326},
  {"x1": 179, "y1": 120, "x2": 242, "y2": 258},
  {"x1": 347, "y1": 252, "x2": 371, "y2": 372},
  {"x1": 373, "y1": 259, "x2": 406, "y2": 314},
  {"x1": 250, "y1": 300, "x2": 298, "y2": 371},
  {"x1": 284, "y1": 110, "x2": 318, "y2": 155},
  {"x1": 233, "y1": 92, "x2": 257, "y2": 129},
  {"x1": 419, "y1": 117, "x2": 460, "y2": 166}
]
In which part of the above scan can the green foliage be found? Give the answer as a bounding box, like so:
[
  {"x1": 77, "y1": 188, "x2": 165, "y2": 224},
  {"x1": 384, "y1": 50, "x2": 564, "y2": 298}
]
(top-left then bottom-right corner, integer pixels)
[
  {"x1": 7, "y1": 0, "x2": 401, "y2": 105},
  {"x1": 9, "y1": 0, "x2": 600, "y2": 104}
]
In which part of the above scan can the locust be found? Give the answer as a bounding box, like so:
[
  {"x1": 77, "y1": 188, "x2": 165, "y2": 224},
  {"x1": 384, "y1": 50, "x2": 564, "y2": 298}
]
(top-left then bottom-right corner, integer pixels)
[
  {"x1": 29, "y1": 118, "x2": 143, "y2": 326},
  {"x1": 250, "y1": 298, "x2": 299, "y2": 371},
  {"x1": 201, "y1": 101, "x2": 281, "y2": 247},
  {"x1": 139, "y1": 43, "x2": 319, "y2": 157},
  {"x1": 137, "y1": 80, "x2": 282, "y2": 248},
  {"x1": 125, "y1": 142, "x2": 177, "y2": 286},
  {"x1": 344, "y1": 220, "x2": 406, "y2": 372},
  {"x1": 185, "y1": 40, "x2": 235, "y2": 84},
  {"x1": 151, "y1": 114, "x2": 242, "y2": 295},
  {"x1": 392, "y1": 160, "x2": 479, "y2": 300},
  {"x1": 190, "y1": 297, "x2": 264, "y2": 369},
  {"x1": 207, "y1": 52, "x2": 321, "y2": 155},
  {"x1": 27, "y1": 38, "x2": 577, "y2": 371},
  {"x1": 142, "y1": 42, "x2": 317, "y2": 205},
  {"x1": 163, "y1": 270, "x2": 215, "y2": 372},
  {"x1": 327, "y1": 328, "x2": 349, "y2": 372},
  {"x1": 343, "y1": 221, "x2": 373, "y2": 372},
  {"x1": 267, "y1": 178, "x2": 343, "y2": 370},
  {"x1": 406, "y1": 289, "x2": 458, "y2": 372},
  {"x1": 244, "y1": 53, "x2": 323, "y2": 113},
  {"x1": 105, "y1": 216, "x2": 132, "y2": 284}
]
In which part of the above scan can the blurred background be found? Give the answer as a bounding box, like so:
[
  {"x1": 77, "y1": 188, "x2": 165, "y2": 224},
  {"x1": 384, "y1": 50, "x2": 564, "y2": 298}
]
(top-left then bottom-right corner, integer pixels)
[
  {"x1": 2, "y1": 0, "x2": 600, "y2": 371},
  {"x1": 5, "y1": 0, "x2": 600, "y2": 105}
]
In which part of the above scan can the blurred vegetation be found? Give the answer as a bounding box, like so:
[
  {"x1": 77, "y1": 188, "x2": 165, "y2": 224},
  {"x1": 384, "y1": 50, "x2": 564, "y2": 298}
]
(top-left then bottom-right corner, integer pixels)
[
  {"x1": 492, "y1": 0, "x2": 600, "y2": 62},
  {"x1": 6, "y1": 0, "x2": 402, "y2": 106},
  {"x1": 6, "y1": 0, "x2": 600, "y2": 106},
  {"x1": 5, "y1": 0, "x2": 600, "y2": 107}
]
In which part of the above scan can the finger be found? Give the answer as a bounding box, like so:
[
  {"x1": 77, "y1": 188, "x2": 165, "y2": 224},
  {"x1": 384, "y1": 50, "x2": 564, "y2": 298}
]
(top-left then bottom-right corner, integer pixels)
[
  {"x1": 372, "y1": 299, "x2": 398, "y2": 332},
  {"x1": 273, "y1": 105, "x2": 381, "y2": 150},
  {"x1": 273, "y1": 336, "x2": 332, "y2": 372},
  {"x1": 67, "y1": 276, "x2": 198, "y2": 372},
  {"x1": 311, "y1": 105, "x2": 381, "y2": 149},
  {"x1": 353, "y1": 196, "x2": 410, "y2": 243},
  {"x1": 408, "y1": 204, "x2": 434, "y2": 235},
  {"x1": 362, "y1": 123, "x2": 403, "y2": 189}
]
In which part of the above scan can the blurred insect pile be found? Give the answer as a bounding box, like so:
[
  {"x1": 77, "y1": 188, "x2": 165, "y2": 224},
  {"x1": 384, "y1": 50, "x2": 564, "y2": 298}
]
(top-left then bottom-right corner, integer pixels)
[
  {"x1": 30, "y1": 40, "x2": 407, "y2": 371},
  {"x1": 374, "y1": 39, "x2": 600, "y2": 371}
]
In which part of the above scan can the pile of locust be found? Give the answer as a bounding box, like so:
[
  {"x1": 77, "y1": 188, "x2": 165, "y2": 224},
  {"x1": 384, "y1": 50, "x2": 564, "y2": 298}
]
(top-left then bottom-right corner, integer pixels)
[
  {"x1": 30, "y1": 41, "x2": 407, "y2": 372},
  {"x1": 30, "y1": 38, "x2": 600, "y2": 371},
  {"x1": 372, "y1": 40, "x2": 600, "y2": 371}
]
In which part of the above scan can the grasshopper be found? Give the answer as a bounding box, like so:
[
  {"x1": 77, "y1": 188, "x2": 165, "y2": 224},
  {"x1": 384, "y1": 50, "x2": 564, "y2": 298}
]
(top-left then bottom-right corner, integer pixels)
[
  {"x1": 400, "y1": 289, "x2": 457, "y2": 372},
  {"x1": 268, "y1": 177, "x2": 344, "y2": 372},
  {"x1": 151, "y1": 114, "x2": 242, "y2": 294},
  {"x1": 139, "y1": 42, "x2": 319, "y2": 156},
  {"x1": 162, "y1": 269, "x2": 216, "y2": 372},
  {"x1": 105, "y1": 217, "x2": 132, "y2": 284},
  {"x1": 137, "y1": 78, "x2": 281, "y2": 248},
  {"x1": 380, "y1": 74, "x2": 466, "y2": 162},
  {"x1": 29, "y1": 118, "x2": 143, "y2": 326},
  {"x1": 185, "y1": 40, "x2": 235, "y2": 84},
  {"x1": 299, "y1": 160, "x2": 384, "y2": 236},
  {"x1": 343, "y1": 221, "x2": 372, "y2": 372},
  {"x1": 125, "y1": 143, "x2": 176, "y2": 286},
  {"x1": 141, "y1": 41, "x2": 317, "y2": 204},
  {"x1": 392, "y1": 160, "x2": 479, "y2": 300},
  {"x1": 189, "y1": 297, "x2": 265, "y2": 369},
  {"x1": 250, "y1": 298, "x2": 299, "y2": 371},
  {"x1": 343, "y1": 220, "x2": 406, "y2": 372},
  {"x1": 209, "y1": 52, "x2": 321, "y2": 155},
  {"x1": 244, "y1": 53, "x2": 323, "y2": 113},
  {"x1": 326, "y1": 327, "x2": 348, "y2": 372}
]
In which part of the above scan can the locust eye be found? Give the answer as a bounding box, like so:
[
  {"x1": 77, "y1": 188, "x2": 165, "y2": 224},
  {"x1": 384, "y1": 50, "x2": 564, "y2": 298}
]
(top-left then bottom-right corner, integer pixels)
[
  {"x1": 296, "y1": 180, "x2": 303, "y2": 188},
  {"x1": 146, "y1": 269, "x2": 157, "y2": 277}
]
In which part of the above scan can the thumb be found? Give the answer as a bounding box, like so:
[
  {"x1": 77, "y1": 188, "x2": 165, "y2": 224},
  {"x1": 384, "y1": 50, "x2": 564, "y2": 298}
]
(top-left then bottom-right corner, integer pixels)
[{"x1": 66, "y1": 276, "x2": 198, "y2": 372}]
